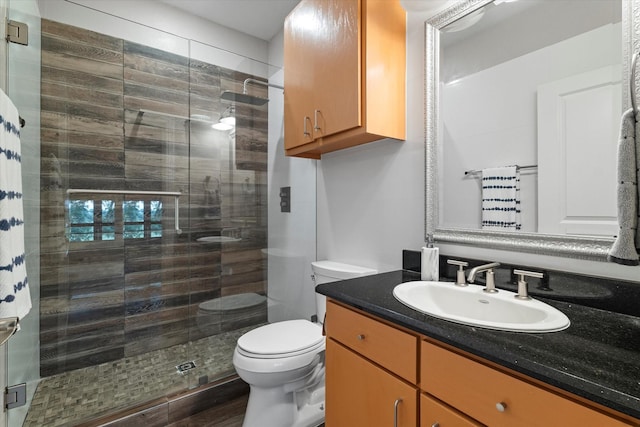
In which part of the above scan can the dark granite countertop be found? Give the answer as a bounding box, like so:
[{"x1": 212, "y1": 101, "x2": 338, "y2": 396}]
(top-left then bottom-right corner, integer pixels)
[{"x1": 316, "y1": 270, "x2": 640, "y2": 421}]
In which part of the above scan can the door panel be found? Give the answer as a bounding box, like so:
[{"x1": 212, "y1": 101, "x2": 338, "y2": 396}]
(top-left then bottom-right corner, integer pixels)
[{"x1": 537, "y1": 65, "x2": 621, "y2": 237}]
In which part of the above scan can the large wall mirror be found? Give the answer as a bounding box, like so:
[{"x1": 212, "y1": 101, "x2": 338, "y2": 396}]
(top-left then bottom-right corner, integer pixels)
[{"x1": 425, "y1": 0, "x2": 634, "y2": 261}]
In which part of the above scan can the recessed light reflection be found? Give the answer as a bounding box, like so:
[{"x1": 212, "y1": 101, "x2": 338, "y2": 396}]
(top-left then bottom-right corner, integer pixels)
[{"x1": 212, "y1": 122, "x2": 233, "y2": 131}]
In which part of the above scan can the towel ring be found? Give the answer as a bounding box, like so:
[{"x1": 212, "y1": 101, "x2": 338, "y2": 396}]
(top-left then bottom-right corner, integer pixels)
[{"x1": 631, "y1": 52, "x2": 638, "y2": 115}]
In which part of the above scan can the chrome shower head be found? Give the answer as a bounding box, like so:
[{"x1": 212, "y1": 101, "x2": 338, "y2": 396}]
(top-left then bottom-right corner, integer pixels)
[
  {"x1": 220, "y1": 78, "x2": 283, "y2": 106},
  {"x1": 220, "y1": 90, "x2": 269, "y2": 106}
]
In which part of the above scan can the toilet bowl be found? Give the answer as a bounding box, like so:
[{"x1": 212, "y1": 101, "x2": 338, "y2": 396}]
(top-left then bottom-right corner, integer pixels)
[
  {"x1": 233, "y1": 320, "x2": 325, "y2": 427},
  {"x1": 233, "y1": 260, "x2": 377, "y2": 427}
]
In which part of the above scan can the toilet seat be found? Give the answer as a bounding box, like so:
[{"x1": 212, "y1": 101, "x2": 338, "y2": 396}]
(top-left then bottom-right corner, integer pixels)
[
  {"x1": 236, "y1": 340, "x2": 325, "y2": 360},
  {"x1": 237, "y1": 319, "x2": 323, "y2": 359},
  {"x1": 234, "y1": 320, "x2": 325, "y2": 374}
]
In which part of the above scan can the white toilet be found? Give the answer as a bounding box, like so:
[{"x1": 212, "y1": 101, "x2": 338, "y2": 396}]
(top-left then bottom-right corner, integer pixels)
[{"x1": 233, "y1": 260, "x2": 377, "y2": 427}]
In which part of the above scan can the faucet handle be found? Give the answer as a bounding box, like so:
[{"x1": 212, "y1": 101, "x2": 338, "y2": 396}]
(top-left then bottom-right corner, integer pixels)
[
  {"x1": 513, "y1": 269, "x2": 544, "y2": 300},
  {"x1": 483, "y1": 270, "x2": 498, "y2": 293},
  {"x1": 447, "y1": 259, "x2": 469, "y2": 286}
]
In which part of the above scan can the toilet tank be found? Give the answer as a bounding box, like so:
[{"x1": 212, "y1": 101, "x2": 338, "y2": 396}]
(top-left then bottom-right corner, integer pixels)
[{"x1": 311, "y1": 261, "x2": 377, "y2": 323}]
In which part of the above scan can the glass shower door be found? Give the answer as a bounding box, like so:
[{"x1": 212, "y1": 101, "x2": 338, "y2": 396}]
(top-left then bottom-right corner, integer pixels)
[
  {"x1": 185, "y1": 40, "x2": 271, "y2": 390},
  {"x1": 5, "y1": 0, "x2": 41, "y2": 426}
]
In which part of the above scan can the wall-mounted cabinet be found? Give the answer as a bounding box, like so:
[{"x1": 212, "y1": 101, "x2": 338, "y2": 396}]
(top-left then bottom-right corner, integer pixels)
[{"x1": 283, "y1": 0, "x2": 406, "y2": 159}]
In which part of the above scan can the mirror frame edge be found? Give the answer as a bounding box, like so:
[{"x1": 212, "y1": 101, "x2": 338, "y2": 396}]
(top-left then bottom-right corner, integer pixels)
[{"x1": 424, "y1": 0, "x2": 632, "y2": 262}]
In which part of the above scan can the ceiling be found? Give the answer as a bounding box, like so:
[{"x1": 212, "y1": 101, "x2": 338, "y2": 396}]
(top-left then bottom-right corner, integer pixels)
[{"x1": 159, "y1": 0, "x2": 301, "y2": 41}]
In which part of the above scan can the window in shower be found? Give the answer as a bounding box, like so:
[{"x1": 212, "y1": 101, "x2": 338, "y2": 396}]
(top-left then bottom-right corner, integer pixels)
[
  {"x1": 123, "y1": 200, "x2": 163, "y2": 239},
  {"x1": 68, "y1": 199, "x2": 162, "y2": 241},
  {"x1": 68, "y1": 199, "x2": 114, "y2": 242},
  {"x1": 102, "y1": 200, "x2": 116, "y2": 240}
]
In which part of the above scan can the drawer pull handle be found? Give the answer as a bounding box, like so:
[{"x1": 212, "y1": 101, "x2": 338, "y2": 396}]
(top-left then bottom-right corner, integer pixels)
[
  {"x1": 496, "y1": 402, "x2": 507, "y2": 412},
  {"x1": 357, "y1": 334, "x2": 365, "y2": 340},
  {"x1": 432, "y1": 424, "x2": 440, "y2": 427},
  {"x1": 393, "y1": 398, "x2": 402, "y2": 427}
]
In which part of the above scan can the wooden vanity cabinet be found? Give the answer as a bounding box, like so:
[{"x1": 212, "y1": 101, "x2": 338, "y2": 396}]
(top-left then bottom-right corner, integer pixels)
[
  {"x1": 324, "y1": 299, "x2": 639, "y2": 427},
  {"x1": 283, "y1": 0, "x2": 406, "y2": 159}
]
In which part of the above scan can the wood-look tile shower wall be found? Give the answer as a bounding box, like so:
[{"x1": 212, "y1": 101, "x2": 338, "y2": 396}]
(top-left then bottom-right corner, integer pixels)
[{"x1": 39, "y1": 19, "x2": 268, "y2": 377}]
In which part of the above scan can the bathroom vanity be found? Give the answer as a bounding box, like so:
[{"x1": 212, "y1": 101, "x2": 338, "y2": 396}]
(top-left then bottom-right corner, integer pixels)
[{"x1": 317, "y1": 270, "x2": 640, "y2": 427}]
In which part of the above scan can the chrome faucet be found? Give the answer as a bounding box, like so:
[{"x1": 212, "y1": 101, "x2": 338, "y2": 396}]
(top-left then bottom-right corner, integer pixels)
[
  {"x1": 467, "y1": 262, "x2": 500, "y2": 283},
  {"x1": 467, "y1": 262, "x2": 501, "y2": 293}
]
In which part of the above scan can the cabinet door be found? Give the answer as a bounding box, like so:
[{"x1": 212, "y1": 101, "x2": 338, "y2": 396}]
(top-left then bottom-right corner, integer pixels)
[
  {"x1": 284, "y1": 0, "x2": 361, "y2": 150},
  {"x1": 284, "y1": 0, "x2": 316, "y2": 150},
  {"x1": 311, "y1": 0, "x2": 361, "y2": 139},
  {"x1": 326, "y1": 339, "x2": 417, "y2": 427}
]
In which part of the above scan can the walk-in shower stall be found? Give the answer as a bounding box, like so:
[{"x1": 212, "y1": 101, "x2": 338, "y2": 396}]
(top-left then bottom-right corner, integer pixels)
[{"x1": 2, "y1": 1, "x2": 315, "y2": 425}]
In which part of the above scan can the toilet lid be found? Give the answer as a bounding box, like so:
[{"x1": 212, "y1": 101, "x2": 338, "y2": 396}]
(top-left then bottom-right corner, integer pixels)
[{"x1": 237, "y1": 319, "x2": 323, "y2": 356}]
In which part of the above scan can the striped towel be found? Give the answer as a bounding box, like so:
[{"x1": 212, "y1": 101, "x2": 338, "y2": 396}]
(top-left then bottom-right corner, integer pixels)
[
  {"x1": 0, "y1": 89, "x2": 31, "y2": 321},
  {"x1": 481, "y1": 166, "x2": 521, "y2": 231}
]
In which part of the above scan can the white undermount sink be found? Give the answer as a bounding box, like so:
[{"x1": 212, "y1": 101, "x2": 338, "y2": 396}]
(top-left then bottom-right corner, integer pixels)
[{"x1": 393, "y1": 281, "x2": 570, "y2": 333}]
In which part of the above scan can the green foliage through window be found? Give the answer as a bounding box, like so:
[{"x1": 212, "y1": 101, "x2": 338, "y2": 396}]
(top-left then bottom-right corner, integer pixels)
[{"x1": 68, "y1": 199, "x2": 163, "y2": 241}]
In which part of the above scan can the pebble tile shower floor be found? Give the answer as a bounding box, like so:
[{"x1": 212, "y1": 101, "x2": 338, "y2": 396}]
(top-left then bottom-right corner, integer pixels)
[{"x1": 24, "y1": 326, "x2": 257, "y2": 427}]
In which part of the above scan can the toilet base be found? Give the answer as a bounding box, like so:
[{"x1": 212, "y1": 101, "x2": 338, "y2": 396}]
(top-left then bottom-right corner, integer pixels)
[
  {"x1": 292, "y1": 386, "x2": 325, "y2": 427},
  {"x1": 242, "y1": 383, "x2": 325, "y2": 427}
]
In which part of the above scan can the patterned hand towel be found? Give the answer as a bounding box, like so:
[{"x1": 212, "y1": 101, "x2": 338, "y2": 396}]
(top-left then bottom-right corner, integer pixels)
[
  {"x1": 0, "y1": 89, "x2": 31, "y2": 320},
  {"x1": 608, "y1": 108, "x2": 639, "y2": 265},
  {"x1": 481, "y1": 166, "x2": 521, "y2": 231}
]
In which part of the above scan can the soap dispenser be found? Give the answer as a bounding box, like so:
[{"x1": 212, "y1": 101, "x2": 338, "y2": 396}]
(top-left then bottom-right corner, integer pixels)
[{"x1": 421, "y1": 236, "x2": 439, "y2": 281}]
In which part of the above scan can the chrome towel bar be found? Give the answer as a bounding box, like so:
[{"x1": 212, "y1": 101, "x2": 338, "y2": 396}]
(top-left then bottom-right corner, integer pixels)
[{"x1": 464, "y1": 164, "x2": 537, "y2": 176}]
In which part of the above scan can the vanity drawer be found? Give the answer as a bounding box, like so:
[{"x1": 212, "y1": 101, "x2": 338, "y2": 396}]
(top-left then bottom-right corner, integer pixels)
[
  {"x1": 421, "y1": 341, "x2": 633, "y2": 427},
  {"x1": 421, "y1": 393, "x2": 483, "y2": 427},
  {"x1": 325, "y1": 300, "x2": 417, "y2": 383}
]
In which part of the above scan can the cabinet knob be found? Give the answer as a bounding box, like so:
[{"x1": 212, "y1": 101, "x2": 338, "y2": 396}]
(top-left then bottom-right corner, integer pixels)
[
  {"x1": 496, "y1": 402, "x2": 507, "y2": 412},
  {"x1": 432, "y1": 424, "x2": 440, "y2": 427},
  {"x1": 357, "y1": 334, "x2": 365, "y2": 340}
]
